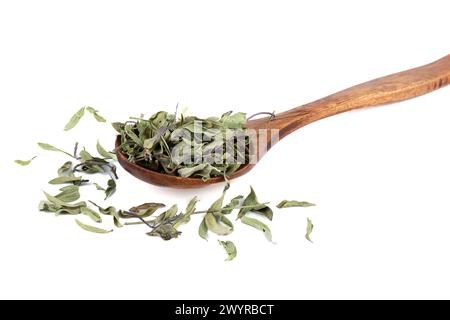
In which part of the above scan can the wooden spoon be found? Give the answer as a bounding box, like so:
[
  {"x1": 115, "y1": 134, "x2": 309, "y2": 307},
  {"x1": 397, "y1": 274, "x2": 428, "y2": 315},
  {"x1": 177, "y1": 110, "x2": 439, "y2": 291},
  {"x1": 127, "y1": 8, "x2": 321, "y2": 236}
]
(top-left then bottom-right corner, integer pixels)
[{"x1": 116, "y1": 54, "x2": 450, "y2": 188}]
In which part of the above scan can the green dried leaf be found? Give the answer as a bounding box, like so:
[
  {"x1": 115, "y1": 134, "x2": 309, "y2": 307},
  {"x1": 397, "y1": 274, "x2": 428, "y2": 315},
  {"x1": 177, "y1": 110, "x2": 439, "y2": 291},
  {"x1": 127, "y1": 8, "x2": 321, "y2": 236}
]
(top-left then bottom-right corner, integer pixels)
[
  {"x1": 38, "y1": 142, "x2": 74, "y2": 158},
  {"x1": 220, "y1": 215, "x2": 234, "y2": 231},
  {"x1": 94, "y1": 183, "x2": 105, "y2": 191},
  {"x1": 75, "y1": 219, "x2": 112, "y2": 234},
  {"x1": 177, "y1": 164, "x2": 209, "y2": 178},
  {"x1": 198, "y1": 218, "x2": 208, "y2": 241},
  {"x1": 56, "y1": 207, "x2": 83, "y2": 215},
  {"x1": 88, "y1": 201, "x2": 115, "y2": 215},
  {"x1": 220, "y1": 112, "x2": 247, "y2": 129},
  {"x1": 222, "y1": 195, "x2": 243, "y2": 214},
  {"x1": 38, "y1": 200, "x2": 60, "y2": 212},
  {"x1": 64, "y1": 107, "x2": 86, "y2": 131},
  {"x1": 80, "y1": 207, "x2": 102, "y2": 223},
  {"x1": 89, "y1": 201, "x2": 122, "y2": 227},
  {"x1": 124, "y1": 202, "x2": 165, "y2": 219},
  {"x1": 125, "y1": 126, "x2": 143, "y2": 146},
  {"x1": 55, "y1": 185, "x2": 80, "y2": 202},
  {"x1": 218, "y1": 240, "x2": 237, "y2": 261},
  {"x1": 43, "y1": 191, "x2": 86, "y2": 208},
  {"x1": 205, "y1": 212, "x2": 232, "y2": 236},
  {"x1": 48, "y1": 176, "x2": 85, "y2": 185},
  {"x1": 276, "y1": 200, "x2": 316, "y2": 209},
  {"x1": 79, "y1": 149, "x2": 93, "y2": 162},
  {"x1": 14, "y1": 156, "x2": 37, "y2": 166},
  {"x1": 147, "y1": 224, "x2": 181, "y2": 241},
  {"x1": 86, "y1": 107, "x2": 106, "y2": 123},
  {"x1": 154, "y1": 204, "x2": 178, "y2": 225},
  {"x1": 241, "y1": 216, "x2": 273, "y2": 242},
  {"x1": 237, "y1": 186, "x2": 273, "y2": 220},
  {"x1": 96, "y1": 140, "x2": 117, "y2": 160},
  {"x1": 111, "y1": 122, "x2": 124, "y2": 133},
  {"x1": 173, "y1": 196, "x2": 199, "y2": 229},
  {"x1": 104, "y1": 179, "x2": 116, "y2": 200},
  {"x1": 305, "y1": 217, "x2": 314, "y2": 243},
  {"x1": 57, "y1": 161, "x2": 74, "y2": 176}
]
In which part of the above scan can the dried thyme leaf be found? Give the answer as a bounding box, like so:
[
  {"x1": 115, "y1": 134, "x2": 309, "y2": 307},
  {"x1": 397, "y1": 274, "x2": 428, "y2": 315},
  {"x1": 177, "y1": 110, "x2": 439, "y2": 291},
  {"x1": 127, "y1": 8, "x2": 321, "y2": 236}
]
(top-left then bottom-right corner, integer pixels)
[
  {"x1": 237, "y1": 186, "x2": 273, "y2": 221},
  {"x1": 129, "y1": 202, "x2": 165, "y2": 213},
  {"x1": 64, "y1": 107, "x2": 86, "y2": 131},
  {"x1": 153, "y1": 204, "x2": 178, "y2": 225},
  {"x1": 222, "y1": 195, "x2": 243, "y2": 215},
  {"x1": 38, "y1": 142, "x2": 74, "y2": 158},
  {"x1": 75, "y1": 219, "x2": 112, "y2": 234},
  {"x1": 220, "y1": 215, "x2": 234, "y2": 231},
  {"x1": 80, "y1": 207, "x2": 102, "y2": 223},
  {"x1": 14, "y1": 156, "x2": 37, "y2": 166},
  {"x1": 305, "y1": 218, "x2": 314, "y2": 243},
  {"x1": 147, "y1": 224, "x2": 181, "y2": 241},
  {"x1": 43, "y1": 191, "x2": 86, "y2": 208},
  {"x1": 205, "y1": 212, "x2": 232, "y2": 236},
  {"x1": 48, "y1": 176, "x2": 86, "y2": 185},
  {"x1": 241, "y1": 216, "x2": 273, "y2": 242},
  {"x1": 86, "y1": 107, "x2": 106, "y2": 123},
  {"x1": 96, "y1": 140, "x2": 117, "y2": 160},
  {"x1": 94, "y1": 183, "x2": 106, "y2": 191},
  {"x1": 198, "y1": 218, "x2": 208, "y2": 241},
  {"x1": 55, "y1": 186, "x2": 80, "y2": 202},
  {"x1": 177, "y1": 164, "x2": 209, "y2": 178},
  {"x1": 202, "y1": 184, "x2": 232, "y2": 236},
  {"x1": 57, "y1": 161, "x2": 74, "y2": 176},
  {"x1": 220, "y1": 112, "x2": 246, "y2": 129},
  {"x1": 276, "y1": 200, "x2": 316, "y2": 209},
  {"x1": 218, "y1": 240, "x2": 237, "y2": 261},
  {"x1": 173, "y1": 196, "x2": 199, "y2": 229},
  {"x1": 104, "y1": 179, "x2": 116, "y2": 200},
  {"x1": 88, "y1": 201, "x2": 122, "y2": 227},
  {"x1": 120, "y1": 203, "x2": 165, "y2": 219}
]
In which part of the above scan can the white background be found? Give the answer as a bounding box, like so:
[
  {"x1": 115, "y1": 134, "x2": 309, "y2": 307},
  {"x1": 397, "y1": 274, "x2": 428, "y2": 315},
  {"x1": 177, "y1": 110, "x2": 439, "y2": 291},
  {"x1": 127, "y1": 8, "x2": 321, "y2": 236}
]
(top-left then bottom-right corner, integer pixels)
[{"x1": 1, "y1": 0, "x2": 450, "y2": 300}]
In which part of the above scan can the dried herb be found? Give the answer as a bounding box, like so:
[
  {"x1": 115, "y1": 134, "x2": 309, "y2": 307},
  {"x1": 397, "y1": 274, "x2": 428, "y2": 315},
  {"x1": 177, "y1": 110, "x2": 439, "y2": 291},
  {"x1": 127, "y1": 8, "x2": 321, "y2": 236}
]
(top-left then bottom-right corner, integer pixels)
[
  {"x1": 80, "y1": 207, "x2": 102, "y2": 223},
  {"x1": 241, "y1": 216, "x2": 273, "y2": 242},
  {"x1": 38, "y1": 142, "x2": 74, "y2": 158},
  {"x1": 88, "y1": 201, "x2": 122, "y2": 227},
  {"x1": 198, "y1": 219, "x2": 208, "y2": 241},
  {"x1": 57, "y1": 161, "x2": 74, "y2": 176},
  {"x1": 305, "y1": 218, "x2": 314, "y2": 243},
  {"x1": 222, "y1": 195, "x2": 243, "y2": 214},
  {"x1": 55, "y1": 186, "x2": 80, "y2": 202},
  {"x1": 104, "y1": 179, "x2": 116, "y2": 200},
  {"x1": 147, "y1": 224, "x2": 181, "y2": 240},
  {"x1": 64, "y1": 107, "x2": 106, "y2": 131},
  {"x1": 218, "y1": 240, "x2": 237, "y2": 261},
  {"x1": 115, "y1": 110, "x2": 249, "y2": 180},
  {"x1": 64, "y1": 107, "x2": 86, "y2": 131},
  {"x1": 277, "y1": 200, "x2": 316, "y2": 208},
  {"x1": 173, "y1": 197, "x2": 199, "y2": 229},
  {"x1": 14, "y1": 156, "x2": 37, "y2": 166},
  {"x1": 86, "y1": 107, "x2": 106, "y2": 123},
  {"x1": 96, "y1": 140, "x2": 117, "y2": 160},
  {"x1": 75, "y1": 219, "x2": 112, "y2": 234},
  {"x1": 94, "y1": 183, "x2": 105, "y2": 191},
  {"x1": 28, "y1": 107, "x2": 319, "y2": 260},
  {"x1": 48, "y1": 176, "x2": 87, "y2": 185},
  {"x1": 237, "y1": 186, "x2": 273, "y2": 220},
  {"x1": 39, "y1": 190, "x2": 87, "y2": 215}
]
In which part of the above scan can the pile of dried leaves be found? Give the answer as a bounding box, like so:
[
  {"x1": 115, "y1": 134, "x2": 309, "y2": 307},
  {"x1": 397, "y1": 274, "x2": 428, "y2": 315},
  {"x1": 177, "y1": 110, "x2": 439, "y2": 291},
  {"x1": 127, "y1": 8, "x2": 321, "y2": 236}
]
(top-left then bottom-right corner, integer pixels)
[
  {"x1": 15, "y1": 107, "x2": 316, "y2": 261},
  {"x1": 113, "y1": 110, "x2": 249, "y2": 180}
]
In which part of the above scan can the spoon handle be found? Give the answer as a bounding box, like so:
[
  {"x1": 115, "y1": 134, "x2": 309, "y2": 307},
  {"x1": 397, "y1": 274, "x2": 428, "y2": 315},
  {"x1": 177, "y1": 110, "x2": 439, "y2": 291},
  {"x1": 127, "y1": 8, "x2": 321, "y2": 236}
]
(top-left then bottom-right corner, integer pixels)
[{"x1": 265, "y1": 54, "x2": 450, "y2": 139}]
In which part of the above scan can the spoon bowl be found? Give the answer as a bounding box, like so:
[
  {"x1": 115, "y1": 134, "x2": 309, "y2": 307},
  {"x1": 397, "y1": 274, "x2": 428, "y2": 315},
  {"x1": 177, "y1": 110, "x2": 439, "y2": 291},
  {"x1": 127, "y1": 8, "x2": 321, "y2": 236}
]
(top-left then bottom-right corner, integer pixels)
[{"x1": 116, "y1": 54, "x2": 450, "y2": 188}]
